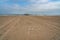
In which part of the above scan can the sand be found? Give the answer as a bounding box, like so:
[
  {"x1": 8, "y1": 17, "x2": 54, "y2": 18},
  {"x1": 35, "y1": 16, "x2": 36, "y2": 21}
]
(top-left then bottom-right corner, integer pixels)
[{"x1": 0, "y1": 16, "x2": 60, "y2": 40}]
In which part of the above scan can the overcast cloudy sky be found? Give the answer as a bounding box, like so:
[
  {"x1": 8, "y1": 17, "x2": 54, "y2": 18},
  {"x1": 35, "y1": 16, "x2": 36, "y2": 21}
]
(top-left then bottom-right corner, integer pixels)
[{"x1": 0, "y1": 0, "x2": 60, "y2": 15}]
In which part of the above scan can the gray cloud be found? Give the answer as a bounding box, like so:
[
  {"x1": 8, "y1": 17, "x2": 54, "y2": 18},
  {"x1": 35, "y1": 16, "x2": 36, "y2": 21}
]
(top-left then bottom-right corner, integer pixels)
[
  {"x1": 0, "y1": 4, "x2": 28, "y2": 14},
  {"x1": 0, "y1": 0, "x2": 60, "y2": 15}
]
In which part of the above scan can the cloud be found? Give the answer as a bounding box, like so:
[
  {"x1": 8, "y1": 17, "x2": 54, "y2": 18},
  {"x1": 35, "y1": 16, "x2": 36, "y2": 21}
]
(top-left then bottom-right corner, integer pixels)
[
  {"x1": 0, "y1": 3, "x2": 28, "y2": 14},
  {"x1": 27, "y1": 0, "x2": 60, "y2": 15},
  {"x1": 28, "y1": 0, "x2": 60, "y2": 11},
  {"x1": 0, "y1": 0, "x2": 60, "y2": 15},
  {"x1": 0, "y1": 0, "x2": 30, "y2": 14},
  {"x1": 30, "y1": 0, "x2": 48, "y2": 3},
  {"x1": 0, "y1": 0, "x2": 9, "y2": 3}
]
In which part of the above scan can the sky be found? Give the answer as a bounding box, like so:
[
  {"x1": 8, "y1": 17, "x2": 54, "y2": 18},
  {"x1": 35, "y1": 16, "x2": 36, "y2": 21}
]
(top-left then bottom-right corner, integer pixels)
[{"x1": 0, "y1": 0, "x2": 60, "y2": 15}]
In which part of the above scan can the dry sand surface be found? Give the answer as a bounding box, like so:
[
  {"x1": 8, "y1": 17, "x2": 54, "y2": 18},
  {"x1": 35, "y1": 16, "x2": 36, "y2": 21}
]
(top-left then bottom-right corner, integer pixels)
[{"x1": 0, "y1": 16, "x2": 60, "y2": 40}]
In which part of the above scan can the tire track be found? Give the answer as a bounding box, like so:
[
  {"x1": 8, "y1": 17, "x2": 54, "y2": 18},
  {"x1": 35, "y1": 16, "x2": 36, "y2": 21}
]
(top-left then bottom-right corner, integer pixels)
[
  {"x1": 20, "y1": 16, "x2": 60, "y2": 40},
  {"x1": 0, "y1": 17, "x2": 17, "y2": 36},
  {"x1": 3, "y1": 17, "x2": 28, "y2": 40},
  {"x1": 0, "y1": 16, "x2": 16, "y2": 29},
  {"x1": 17, "y1": 16, "x2": 51, "y2": 40},
  {"x1": 0, "y1": 16, "x2": 15, "y2": 26},
  {"x1": 0, "y1": 17, "x2": 20, "y2": 40},
  {"x1": 0, "y1": 17, "x2": 17, "y2": 37},
  {"x1": 25, "y1": 16, "x2": 60, "y2": 40},
  {"x1": 0, "y1": 16, "x2": 60, "y2": 40},
  {"x1": 27, "y1": 16, "x2": 60, "y2": 32}
]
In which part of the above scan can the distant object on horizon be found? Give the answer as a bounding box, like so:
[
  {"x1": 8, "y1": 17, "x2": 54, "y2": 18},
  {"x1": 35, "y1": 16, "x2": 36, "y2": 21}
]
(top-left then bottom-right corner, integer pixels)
[{"x1": 24, "y1": 14, "x2": 32, "y2": 16}]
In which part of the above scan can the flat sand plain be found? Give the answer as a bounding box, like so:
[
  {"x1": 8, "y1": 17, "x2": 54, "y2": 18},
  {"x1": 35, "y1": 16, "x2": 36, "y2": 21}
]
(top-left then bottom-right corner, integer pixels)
[{"x1": 0, "y1": 16, "x2": 60, "y2": 40}]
